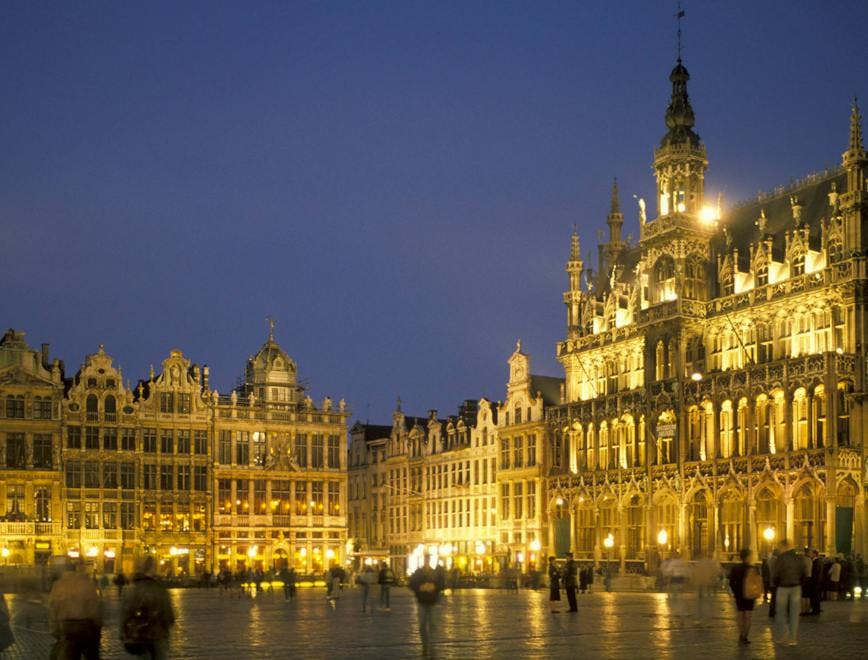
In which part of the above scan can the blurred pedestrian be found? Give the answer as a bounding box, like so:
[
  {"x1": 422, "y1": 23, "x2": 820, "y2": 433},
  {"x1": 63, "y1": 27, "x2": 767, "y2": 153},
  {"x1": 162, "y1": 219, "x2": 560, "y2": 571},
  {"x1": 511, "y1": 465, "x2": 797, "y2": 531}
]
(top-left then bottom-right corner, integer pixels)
[
  {"x1": 279, "y1": 565, "x2": 297, "y2": 601},
  {"x1": 359, "y1": 564, "x2": 377, "y2": 613},
  {"x1": 729, "y1": 548, "x2": 760, "y2": 645},
  {"x1": 0, "y1": 593, "x2": 15, "y2": 653},
  {"x1": 547, "y1": 557, "x2": 561, "y2": 613},
  {"x1": 48, "y1": 559, "x2": 103, "y2": 660},
  {"x1": 113, "y1": 573, "x2": 127, "y2": 598},
  {"x1": 378, "y1": 561, "x2": 395, "y2": 611},
  {"x1": 771, "y1": 539, "x2": 808, "y2": 647},
  {"x1": 408, "y1": 555, "x2": 442, "y2": 657},
  {"x1": 120, "y1": 556, "x2": 176, "y2": 660},
  {"x1": 829, "y1": 556, "x2": 841, "y2": 600},
  {"x1": 564, "y1": 554, "x2": 578, "y2": 612}
]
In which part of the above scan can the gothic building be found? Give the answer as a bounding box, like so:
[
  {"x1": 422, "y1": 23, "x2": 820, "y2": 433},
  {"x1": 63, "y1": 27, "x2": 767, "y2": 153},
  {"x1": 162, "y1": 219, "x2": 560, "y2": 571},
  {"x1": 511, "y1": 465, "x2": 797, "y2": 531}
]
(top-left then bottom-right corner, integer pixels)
[{"x1": 547, "y1": 55, "x2": 867, "y2": 571}]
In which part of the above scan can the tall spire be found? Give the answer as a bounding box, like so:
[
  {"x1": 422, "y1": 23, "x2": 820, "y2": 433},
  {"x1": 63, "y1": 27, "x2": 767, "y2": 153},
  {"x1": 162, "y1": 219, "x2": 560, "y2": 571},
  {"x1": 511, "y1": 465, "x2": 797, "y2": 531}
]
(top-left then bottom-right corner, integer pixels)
[
  {"x1": 609, "y1": 178, "x2": 621, "y2": 214},
  {"x1": 570, "y1": 225, "x2": 581, "y2": 260},
  {"x1": 848, "y1": 97, "x2": 864, "y2": 154}
]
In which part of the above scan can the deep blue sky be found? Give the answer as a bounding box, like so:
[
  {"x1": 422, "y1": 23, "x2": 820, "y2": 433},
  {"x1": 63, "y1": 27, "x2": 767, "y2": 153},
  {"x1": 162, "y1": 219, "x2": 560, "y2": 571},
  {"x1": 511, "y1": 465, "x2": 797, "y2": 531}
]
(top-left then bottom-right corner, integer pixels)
[{"x1": 2, "y1": 1, "x2": 865, "y2": 424}]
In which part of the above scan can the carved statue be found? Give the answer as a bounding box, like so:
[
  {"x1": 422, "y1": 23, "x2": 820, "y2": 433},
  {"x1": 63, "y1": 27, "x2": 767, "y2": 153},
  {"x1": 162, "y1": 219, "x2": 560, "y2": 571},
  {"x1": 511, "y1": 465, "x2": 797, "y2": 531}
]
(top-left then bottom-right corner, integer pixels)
[
  {"x1": 323, "y1": 396, "x2": 332, "y2": 411},
  {"x1": 339, "y1": 398, "x2": 346, "y2": 412}
]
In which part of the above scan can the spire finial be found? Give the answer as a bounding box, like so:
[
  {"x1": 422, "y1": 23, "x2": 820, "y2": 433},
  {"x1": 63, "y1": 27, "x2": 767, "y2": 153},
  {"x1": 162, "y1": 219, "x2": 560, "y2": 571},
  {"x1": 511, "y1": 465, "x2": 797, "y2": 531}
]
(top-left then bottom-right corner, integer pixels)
[
  {"x1": 266, "y1": 316, "x2": 276, "y2": 341},
  {"x1": 396, "y1": 395, "x2": 402, "y2": 412},
  {"x1": 570, "y1": 225, "x2": 581, "y2": 260},
  {"x1": 676, "y1": 3, "x2": 685, "y2": 62},
  {"x1": 850, "y1": 96, "x2": 863, "y2": 152}
]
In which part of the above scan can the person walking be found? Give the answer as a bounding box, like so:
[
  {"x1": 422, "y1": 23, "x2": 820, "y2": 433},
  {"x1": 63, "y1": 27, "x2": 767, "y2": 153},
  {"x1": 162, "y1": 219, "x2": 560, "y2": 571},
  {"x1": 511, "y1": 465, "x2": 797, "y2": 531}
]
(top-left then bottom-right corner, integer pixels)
[
  {"x1": 828, "y1": 556, "x2": 842, "y2": 600},
  {"x1": 564, "y1": 554, "x2": 578, "y2": 612},
  {"x1": 409, "y1": 556, "x2": 442, "y2": 658},
  {"x1": 359, "y1": 564, "x2": 377, "y2": 613},
  {"x1": 771, "y1": 539, "x2": 808, "y2": 647},
  {"x1": 48, "y1": 559, "x2": 103, "y2": 660},
  {"x1": 0, "y1": 593, "x2": 15, "y2": 654},
  {"x1": 728, "y1": 549, "x2": 760, "y2": 645},
  {"x1": 378, "y1": 561, "x2": 395, "y2": 611},
  {"x1": 547, "y1": 557, "x2": 561, "y2": 613},
  {"x1": 279, "y1": 565, "x2": 297, "y2": 601},
  {"x1": 120, "y1": 556, "x2": 176, "y2": 660},
  {"x1": 809, "y1": 550, "x2": 823, "y2": 615},
  {"x1": 766, "y1": 549, "x2": 779, "y2": 618}
]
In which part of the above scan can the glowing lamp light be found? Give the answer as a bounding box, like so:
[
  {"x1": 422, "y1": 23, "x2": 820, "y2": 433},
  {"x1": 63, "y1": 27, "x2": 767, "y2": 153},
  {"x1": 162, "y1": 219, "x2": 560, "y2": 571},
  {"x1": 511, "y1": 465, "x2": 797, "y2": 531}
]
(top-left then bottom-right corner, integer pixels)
[
  {"x1": 169, "y1": 546, "x2": 179, "y2": 556},
  {"x1": 247, "y1": 545, "x2": 258, "y2": 558},
  {"x1": 657, "y1": 529, "x2": 668, "y2": 546},
  {"x1": 326, "y1": 548, "x2": 335, "y2": 559},
  {"x1": 555, "y1": 497, "x2": 564, "y2": 507},
  {"x1": 86, "y1": 546, "x2": 99, "y2": 558},
  {"x1": 104, "y1": 549, "x2": 116, "y2": 559},
  {"x1": 67, "y1": 550, "x2": 80, "y2": 559},
  {"x1": 603, "y1": 534, "x2": 615, "y2": 550},
  {"x1": 516, "y1": 551, "x2": 525, "y2": 564},
  {"x1": 699, "y1": 205, "x2": 718, "y2": 224},
  {"x1": 0, "y1": 547, "x2": 9, "y2": 558},
  {"x1": 677, "y1": 202, "x2": 686, "y2": 213},
  {"x1": 299, "y1": 547, "x2": 307, "y2": 557},
  {"x1": 691, "y1": 372, "x2": 703, "y2": 382},
  {"x1": 836, "y1": 347, "x2": 844, "y2": 355},
  {"x1": 475, "y1": 540, "x2": 486, "y2": 555},
  {"x1": 529, "y1": 539, "x2": 541, "y2": 552},
  {"x1": 762, "y1": 527, "x2": 776, "y2": 542},
  {"x1": 440, "y1": 544, "x2": 453, "y2": 556}
]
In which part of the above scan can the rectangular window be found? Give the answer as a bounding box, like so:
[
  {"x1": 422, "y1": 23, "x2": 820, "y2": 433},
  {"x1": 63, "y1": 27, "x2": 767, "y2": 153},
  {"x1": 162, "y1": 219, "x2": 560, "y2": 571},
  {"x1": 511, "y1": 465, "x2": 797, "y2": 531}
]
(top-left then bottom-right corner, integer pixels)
[
  {"x1": 177, "y1": 465, "x2": 191, "y2": 490},
  {"x1": 514, "y1": 482, "x2": 523, "y2": 519},
  {"x1": 500, "y1": 438, "x2": 510, "y2": 470},
  {"x1": 160, "y1": 464, "x2": 174, "y2": 490},
  {"x1": 5, "y1": 484, "x2": 24, "y2": 516},
  {"x1": 121, "y1": 502, "x2": 135, "y2": 529},
  {"x1": 84, "y1": 461, "x2": 99, "y2": 488},
  {"x1": 35, "y1": 487, "x2": 51, "y2": 522},
  {"x1": 65, "y1": 460, "x2": 81, "y2": 488},
  {"x1": 294, "y1": 481, "x2": 308, "y2": 515},
  {"x1": 236, "y1": 479, "x2": 250, "y2": 513},
  {"x1": 217, "y1": 479, "x2": 232, "y2": 514},
  {"x1": 177, "y1": 430, "x2": 191, "y2": 454},
  {"x1": 252, "y1": 432, "x2": 267, "y2": 466},
  {"x1": 5, "y1": 433, "x2": 26, "y2": 468},
  {"x1": 103, "y1": 427, "x2": 117, "y2": 450},
  {"x1": 253, "y1": 479, "x2": 266, "y2": 514},
  {"x1": 67, "y1": 426, "x2": 82, "y2": 449},
  {"x1": 177, "y1": 393, "x2": 191, "y2": 414},
  {"x1": 34, "y1": 397, "x2": 53, "y2": 419},
  {"x1": 66, "y1": 502, "x2": 81, "y2": 529},
  {"x1": 121, "y1": 428, "x2": 136, "y2": 451},
  {"x1": 327, "y1": 435, "x2": 340, "y2": 468},
  {"x1": 193, "y1": 466, "x2": 207, "y2": 491},
  {"x1": 194, "y1": 431, "x2": 208, "y2": 455},
  {"x1": 142, "y1": 503, "x2": 156, "y2": 531},
  {"x1": 120, "y1": 462, "x2": 135, "y2": 489},
  {"x1": 84, "y1": 501, "x2": 99, "y2": 529},
  {"x1": 103, "y1": 462, "x2": 118, "y2": 489},
  {"x1": 160, "y1": 430, "x2": 173, "y2": 454},
  {"x1": 84, "y1": 427, "x2": 99, "y2": 449},
  {"x1": 102, "y1": 502, "x2": 117, "y2": 529},
  {"x1": 513, "y1": 437, "x2": 523, "y2": 468},
  {"x1": 159, "y1": 392, "x2": 174, "y2": 413},
  {"x1": 501, "y1": 483, "x2": 510, "y2": 520},
  {"x1": 527, "y1": 434, "x2": 537, "y2": 467},
  {"x1": 295, "y1": 434, "x2": 308, "y2": 467},
  {"x1": 527, "y1": 481, "x2": 536, "y2": 519},
  {"x1": 142, "y1": 463, "x2": 157, "y2": 490},
  {"x1": 272, "y1": 480, "x2": 291, "y2": 514},
  {"x1": 219, "y1": 431, "x2": 232, "y2": 464},
  {"x1": 143, "y1": 428, "x2": 157, "y2": 453},
  {"x1": 235, "y1": 431, "x2": 249, "y2": 466},
  {"x1": 311, "y1": 481, "x2": 324, "y2": 514},
  {"x1": 311, "y1": 434, "x2": 324, "y2": 468},
  {"x1": 328, "y1": 482, "x2": 340, "y2": 515},
  {"x1": 5, "y1": 396, "x2": 24, "y2": 419}
]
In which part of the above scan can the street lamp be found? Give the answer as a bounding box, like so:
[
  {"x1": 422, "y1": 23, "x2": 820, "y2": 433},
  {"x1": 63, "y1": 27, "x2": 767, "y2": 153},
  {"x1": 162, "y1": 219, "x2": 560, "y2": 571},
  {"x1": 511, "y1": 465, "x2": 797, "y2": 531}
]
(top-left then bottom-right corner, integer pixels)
[{"x1": 603, "y1": 533, "x2": 615, "y2": 591}]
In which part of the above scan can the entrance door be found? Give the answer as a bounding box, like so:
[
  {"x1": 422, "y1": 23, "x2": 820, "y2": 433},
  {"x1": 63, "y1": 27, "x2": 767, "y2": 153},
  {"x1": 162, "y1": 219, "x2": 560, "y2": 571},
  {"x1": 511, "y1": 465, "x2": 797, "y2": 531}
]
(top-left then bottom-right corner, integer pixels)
[
  {"x1": 835, "y1": 507, "x2": 853, "y2": 554},
  {"x1": 553, "y1": 517, "x2": 570, "y2": 556}
]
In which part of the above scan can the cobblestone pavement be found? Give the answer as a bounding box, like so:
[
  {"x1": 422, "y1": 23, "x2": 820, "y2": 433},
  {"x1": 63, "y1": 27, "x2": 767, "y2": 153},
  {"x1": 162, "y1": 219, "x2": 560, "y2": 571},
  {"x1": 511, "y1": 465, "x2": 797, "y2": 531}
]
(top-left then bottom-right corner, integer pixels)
[{"x1": 3, "y1": 587, "x2": 868, "y2": 658}]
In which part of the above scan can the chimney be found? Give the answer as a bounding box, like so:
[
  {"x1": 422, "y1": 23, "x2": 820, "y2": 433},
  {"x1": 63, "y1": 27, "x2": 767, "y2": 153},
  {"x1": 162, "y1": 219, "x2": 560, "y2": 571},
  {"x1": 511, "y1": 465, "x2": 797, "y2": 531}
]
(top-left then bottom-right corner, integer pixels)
[{"x1": 41, "y1": 343, "x2": 50, "y2": 369}]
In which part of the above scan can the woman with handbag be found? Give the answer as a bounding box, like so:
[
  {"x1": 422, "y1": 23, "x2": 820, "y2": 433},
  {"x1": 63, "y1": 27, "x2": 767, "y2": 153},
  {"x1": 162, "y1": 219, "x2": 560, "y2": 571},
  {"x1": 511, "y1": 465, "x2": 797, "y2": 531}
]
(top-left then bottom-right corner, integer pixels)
[{"x1": 729, "y1": 548, "x2": 761, "y2": 645}]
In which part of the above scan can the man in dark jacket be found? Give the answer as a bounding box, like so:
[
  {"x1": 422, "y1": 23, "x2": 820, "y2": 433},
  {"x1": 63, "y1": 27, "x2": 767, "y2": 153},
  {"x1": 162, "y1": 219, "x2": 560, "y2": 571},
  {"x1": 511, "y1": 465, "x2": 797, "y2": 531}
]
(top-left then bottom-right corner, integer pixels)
[
  {"x1": 770, "y1": 540, "x2": 808, "y2": 646},
  {"x1": 120, "y1": 556, "x2": 176, "y2": 659},
  {"x1": 409, "y1": 556, "x2": 443, "y2": 656}
]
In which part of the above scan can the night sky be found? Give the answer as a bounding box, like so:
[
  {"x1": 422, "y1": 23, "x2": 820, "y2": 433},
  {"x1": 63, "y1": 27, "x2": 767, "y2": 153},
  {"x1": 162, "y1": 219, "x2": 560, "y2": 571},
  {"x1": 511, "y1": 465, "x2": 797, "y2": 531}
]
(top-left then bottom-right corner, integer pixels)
[{"x1": 2, "y1": 1, "x2": 865, "y2": 424}]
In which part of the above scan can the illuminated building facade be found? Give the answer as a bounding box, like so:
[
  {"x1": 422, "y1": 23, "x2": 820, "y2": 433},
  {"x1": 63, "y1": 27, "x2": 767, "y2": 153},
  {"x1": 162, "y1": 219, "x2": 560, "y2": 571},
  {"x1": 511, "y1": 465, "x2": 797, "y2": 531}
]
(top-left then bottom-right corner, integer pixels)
[
  {"x1": 1, "y1": 326, "x2": 347, "y2": 574},
  {"x1": 0, "y1": 330, "x2": 64, "y2": 565},
  {"x1": 349, "y1": 399, "x2": 500, "y2": 575},
  {"x1": 547, "y1": 55, "x2": 867, "y2": 571}
]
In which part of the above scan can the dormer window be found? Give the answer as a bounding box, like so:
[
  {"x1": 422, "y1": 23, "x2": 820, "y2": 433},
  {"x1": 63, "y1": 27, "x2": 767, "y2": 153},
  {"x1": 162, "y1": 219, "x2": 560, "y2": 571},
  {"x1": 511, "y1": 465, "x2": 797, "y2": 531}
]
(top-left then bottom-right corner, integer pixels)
[
  {"x1": 756, "y1": 264, "x2": 768, "y2": 287},
  {"x1": 791, "y1": 253, "x2": 805, "y2": 277},
  {"x1": 653, "y1": 255, "x2": 677, "y2": 303}
]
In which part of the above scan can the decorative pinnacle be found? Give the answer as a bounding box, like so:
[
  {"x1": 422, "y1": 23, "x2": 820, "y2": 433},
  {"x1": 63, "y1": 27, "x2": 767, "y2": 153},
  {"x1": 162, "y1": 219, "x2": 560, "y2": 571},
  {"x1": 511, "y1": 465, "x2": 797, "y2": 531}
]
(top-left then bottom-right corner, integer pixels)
[
  {"x1": 609, "y1": 178, "x2": 621, "y2": 215},
  {"x1": 570, "y1": 226, "x2": 581, "y2": 260},
  {"x1": 266, "y1": 315, "x2": 276, "y2": 341},
  {"x1": 850, "y1": 97, "x2": 864, "y2": 153}
]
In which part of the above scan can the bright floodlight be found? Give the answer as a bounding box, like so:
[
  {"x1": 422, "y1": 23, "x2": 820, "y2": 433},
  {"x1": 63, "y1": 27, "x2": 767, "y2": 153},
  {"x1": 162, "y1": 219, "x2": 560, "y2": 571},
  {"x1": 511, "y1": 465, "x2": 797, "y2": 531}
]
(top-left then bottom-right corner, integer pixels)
[
  {"x1": 691, "y1": 372, "x2": 703, "y2": 382},
  {"x1": 699, "y1": 205, "x2": 718, "y2": 223},
  {"x1": 762, "y1": 527, "x2": 775, "y2": 542},
  {"x1": 603, "y1": 534, "x2": 615, "y2": 549},
  {"x1": 657, "y1": 529, "x2": 668, "y2": 546}
]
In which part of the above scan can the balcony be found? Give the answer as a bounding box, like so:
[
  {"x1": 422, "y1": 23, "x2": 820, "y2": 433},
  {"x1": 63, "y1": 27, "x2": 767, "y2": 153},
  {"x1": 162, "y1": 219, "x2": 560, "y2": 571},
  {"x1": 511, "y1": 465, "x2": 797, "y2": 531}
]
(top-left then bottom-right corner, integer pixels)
[{"x1": 0, "y1": 521, "x2": 62, "y2": 537}]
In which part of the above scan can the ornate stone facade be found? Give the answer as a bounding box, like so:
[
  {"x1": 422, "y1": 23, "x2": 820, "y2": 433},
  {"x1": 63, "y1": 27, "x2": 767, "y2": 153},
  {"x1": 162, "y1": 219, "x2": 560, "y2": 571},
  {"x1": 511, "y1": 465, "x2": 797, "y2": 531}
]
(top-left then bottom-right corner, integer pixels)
[{"x1": 548, "y1": 56, "x2": 867, "y2": 571}]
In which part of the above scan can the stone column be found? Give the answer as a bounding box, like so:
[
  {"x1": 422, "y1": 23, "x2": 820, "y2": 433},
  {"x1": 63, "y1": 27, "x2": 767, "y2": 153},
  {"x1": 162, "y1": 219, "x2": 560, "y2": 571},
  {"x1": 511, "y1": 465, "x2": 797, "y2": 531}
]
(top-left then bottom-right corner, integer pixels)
[
  {"x1": 785, "y1": 492, "x2": 795, "y2": 542},
  {"x1": 826, "y1": 497, "x2": 837, "y2": 555},
  {"x1": 748, "y1": 502, "x2": 758, "y2": 557}
]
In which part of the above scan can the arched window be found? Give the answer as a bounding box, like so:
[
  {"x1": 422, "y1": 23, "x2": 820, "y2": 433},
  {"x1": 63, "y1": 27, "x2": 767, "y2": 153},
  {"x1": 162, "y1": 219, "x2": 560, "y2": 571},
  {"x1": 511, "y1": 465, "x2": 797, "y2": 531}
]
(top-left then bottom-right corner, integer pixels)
[
  {"x1": 755, "y1": 395, "x2": 770, "y2": 454},
  {"x1": 719, "y1": 491, "x2": 744, "y2": 560},
  {"x1": 655, "y1": 341, "x2": 665, "y2": 380},
  {"x1": 794, "y1": 483, "x2": 825, "y2": 551},
  {"x1": 792, "y1": 389, "x2": 808, "y2": 450},
  {"x1": 691, "y1": 491, "x2": 709, "y2": 558},
  {"x1": 86, "y1": 394, "x2": 98, "y2": 421},
  {"x1": 827, "y1": 239, "x2": 842, "y2": 263},
  {"x1": 104, "y1": 395, "x2": 116, "y2": 421},
  {"x1": 736, "y1": 398, "x2": 749, "y2": 456},
  {"x1": 791, "y1": 252, "x2": 805, "y2": 277},
  {"x1": 755, "y1": 488, "x2": 782, "y2": 557},
  {"x1": 687, "y1": 406, "x2": 701, "y2": 461},
  {"x1": 756, "y1": 263, "x2": 769, "y2": 287},
  {"x1": 598, "y1": 423, "x2": 609, "y2": 470},
  {"x1": 626, "y1": 495, "x2": 643, "y2": 559},
  {"x1": 586, "y1": 424, "x2": 596, "y2": 471},
  {"x1": 837, "y1": 381, "x2": 853, "y2": 446},
  {"x1": 653, "y1": 255, "x2": 677, "y2": 303},
  {"x1": 720, "y1": 401, "x2": 734, "y2": 458},
  {"x1": 770, "y1": 390, "x2": 786, "y2": 454},
  {"x1": 813, "y1": 385, "x2": 826, "y2": 448}
]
